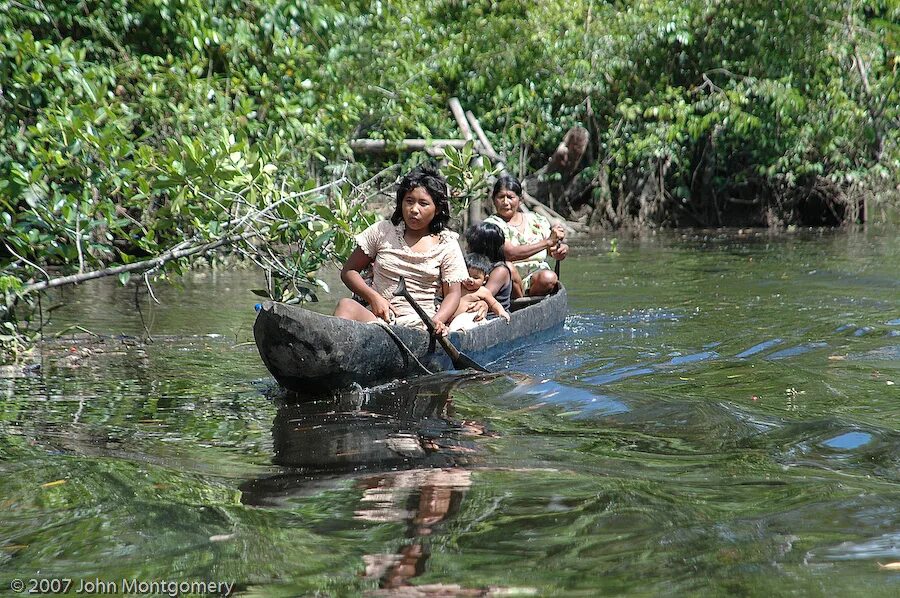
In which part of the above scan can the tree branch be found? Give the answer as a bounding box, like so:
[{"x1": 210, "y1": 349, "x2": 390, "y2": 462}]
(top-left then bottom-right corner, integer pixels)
[
  {"x1": 22, "y1": 231, "x2": 260, "y2": 295},
  {"x1": 4, "y1": 243, "x2": 51, "y2": 282}
]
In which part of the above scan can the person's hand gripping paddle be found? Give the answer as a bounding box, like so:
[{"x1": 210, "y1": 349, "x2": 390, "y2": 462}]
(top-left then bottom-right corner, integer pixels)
[{"x1": 393, "y1": 276, "x2": 489, "y2": 372}]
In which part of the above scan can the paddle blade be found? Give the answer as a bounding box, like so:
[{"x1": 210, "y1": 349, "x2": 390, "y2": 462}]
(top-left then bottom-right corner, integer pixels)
[{"x1": 453, "y1": 350, "x2": 489, "y2": 373}]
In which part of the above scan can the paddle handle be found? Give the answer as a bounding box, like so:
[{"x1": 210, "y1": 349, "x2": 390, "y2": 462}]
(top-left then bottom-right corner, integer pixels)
[
  {"x1": 435, "y1": 333, "x2": 462, "y2": 361},
  {"x1": 553, "y1": 241, "x2": 562, "y2": 278},
  {"x1": 394, "y1": 278, "x2": 462, "y2": 361}
]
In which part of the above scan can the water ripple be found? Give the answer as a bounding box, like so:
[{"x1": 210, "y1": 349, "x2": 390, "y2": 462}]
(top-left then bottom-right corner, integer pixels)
[
  {"x1": 819, "y1": 531, "x2": 900, "y2": 561},
  {"x1": 766, "y1": 342, "x2": 829, "y2": 360},
  {"x1": 735, "y1": 339, "x2": 784, "y2": 358}
]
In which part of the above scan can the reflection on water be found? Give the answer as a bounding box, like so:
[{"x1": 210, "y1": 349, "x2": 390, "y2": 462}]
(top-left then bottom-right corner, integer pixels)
[
  {"x1": 241, "y1": 374, "x2": 492, "y2": 593},
  {"x1": 1, "y1": 227, "x2": 898, "y2": 595},
  {"x1": 358, "y1": 468, "x2": 472, "y2": 593},
  {"x1": 241, "y1": 374, "x2": 485, "y2": 503}
]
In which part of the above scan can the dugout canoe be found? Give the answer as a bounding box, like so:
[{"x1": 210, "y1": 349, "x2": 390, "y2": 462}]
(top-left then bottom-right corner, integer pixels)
[{"x1": 253, "y1": 286, "x2": 567, "y2": 394}]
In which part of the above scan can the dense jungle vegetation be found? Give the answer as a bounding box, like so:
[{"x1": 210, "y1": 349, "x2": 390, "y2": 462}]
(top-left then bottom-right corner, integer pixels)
[{"x1": 1, "y1": 0, "x2": 898, "y2": 359}]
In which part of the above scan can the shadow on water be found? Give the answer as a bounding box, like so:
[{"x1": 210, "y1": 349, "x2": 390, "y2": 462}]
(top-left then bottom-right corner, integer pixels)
[{"x1": 241, "y1": 373, "x2": 490, "y2": 503}]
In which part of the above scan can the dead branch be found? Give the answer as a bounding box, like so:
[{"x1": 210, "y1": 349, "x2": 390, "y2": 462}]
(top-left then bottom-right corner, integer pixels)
[
  {"x1": 350, "y1": 138, "x2": 475, "y2": 153},
  {"x1": 521, "y1": 193, "x2": 580, "y2": 235},
  {"x1": 22, "y1": 231, "x2": 260, "y2": 295},
  {"x1": 449, "y1": 98, "x2": 474, "y2": 141},
  {"x1": 449, "y1": 98, "x2": 485, "y2": 222},
  {"x1": 465, "y1": 111, "x2": 506, "y2": 166}
]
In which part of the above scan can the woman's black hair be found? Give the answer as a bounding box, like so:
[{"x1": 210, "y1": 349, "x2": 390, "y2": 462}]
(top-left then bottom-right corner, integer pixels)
[
  {"x1": 390, "y1": 164, "x2": 451, "y2": 234},
  {"x1": 491, "y1": 173, "x2": 523, "y2": 200},
  {"x1": 465, "y1": 221, "x2": 506, "y2": 263},
  {"x1": 464, "y1": 252, "x2": 492, "y2": 276}
]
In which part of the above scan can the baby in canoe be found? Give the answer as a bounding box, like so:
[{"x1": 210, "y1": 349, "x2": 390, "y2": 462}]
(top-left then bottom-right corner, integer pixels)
[{"x1": 451, "y1": 252, "x2": 511, "y2": 327}]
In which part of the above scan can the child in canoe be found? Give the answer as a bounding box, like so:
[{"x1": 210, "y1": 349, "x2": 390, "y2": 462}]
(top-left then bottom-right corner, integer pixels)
[
  {"x1": 333, "y1": 165, "x2": 467, "y2": 336},
  {"x1": 452, "y1": 253, "x2": 511, "y2": 325},
  {"x1": 449, "y1": 222, "x2": 514, "y2": 331}
]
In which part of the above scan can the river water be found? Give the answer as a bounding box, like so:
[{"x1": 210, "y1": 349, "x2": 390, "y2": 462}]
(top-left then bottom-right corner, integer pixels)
[{"x1": 1, "y1": 227, "x2": 898, "y2": 596}]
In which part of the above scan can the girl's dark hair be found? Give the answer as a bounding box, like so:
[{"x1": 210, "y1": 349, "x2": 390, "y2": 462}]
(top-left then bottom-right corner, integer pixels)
[
  {"x1": 465, "y1": 222, "x2": 506, "y2": 263},
  {"x1": 464, "y1": 252, "x2": 492, "y2": 276},
  {"x1": 491, "y1": 173, "x2": 523, "y2": 200},
  {"x1": 390, "y1": 164, "x2": 451, "y2": 233}
]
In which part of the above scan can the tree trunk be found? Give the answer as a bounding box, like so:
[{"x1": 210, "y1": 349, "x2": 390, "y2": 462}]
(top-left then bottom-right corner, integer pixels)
[
  {"x1": 522, "y1": 126, "x2": 589, "y2": 214},
  {"x1": 587, "y1": 164, "x2": 616, "y2": 228}
]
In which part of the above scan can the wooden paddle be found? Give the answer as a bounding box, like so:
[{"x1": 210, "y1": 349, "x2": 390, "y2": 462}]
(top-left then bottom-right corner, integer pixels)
[
  {"x1": 552, "y1": 225, "x2": 563, "y2": 279},
  {"x1": 393, "y1": 276, "x2": 489, "y2": 372},
  {"x1": 554, "y1": 240, "x2": 562, "y2": 284}
]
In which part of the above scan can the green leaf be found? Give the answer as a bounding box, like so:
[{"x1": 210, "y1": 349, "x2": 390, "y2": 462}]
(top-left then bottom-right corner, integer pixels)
[{"x1": 312, "y1": 204, "x2": 335, "y2": 221}]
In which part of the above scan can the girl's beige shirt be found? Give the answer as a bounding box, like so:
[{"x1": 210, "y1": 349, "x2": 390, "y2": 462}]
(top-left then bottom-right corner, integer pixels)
[{"x1": 355, "y1": 219, "x2": 467, "y2": 328}]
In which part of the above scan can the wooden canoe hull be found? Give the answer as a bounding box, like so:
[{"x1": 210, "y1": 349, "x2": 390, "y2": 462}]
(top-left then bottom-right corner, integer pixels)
[{"x1": 253, "y1": 286, "x2": 567, "y2": 393}]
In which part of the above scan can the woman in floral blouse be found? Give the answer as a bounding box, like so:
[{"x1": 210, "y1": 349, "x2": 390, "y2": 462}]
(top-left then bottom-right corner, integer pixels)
[{"x1": 483, "y1": 174, "x2": 569, "y2": 297}]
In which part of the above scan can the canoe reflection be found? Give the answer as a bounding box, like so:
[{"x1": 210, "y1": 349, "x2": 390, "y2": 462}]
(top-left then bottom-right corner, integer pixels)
[
  {"x1": 240, "y1": 374, "x2": 489, "y2": 592},
  {"x1": 243, "y1": 375, "x2": 486, "y2": 503}
]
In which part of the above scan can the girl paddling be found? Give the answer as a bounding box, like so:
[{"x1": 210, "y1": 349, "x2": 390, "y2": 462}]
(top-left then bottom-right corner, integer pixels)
[{"x1": 334, "y1": 165, "x2": 467, "y2": 336}]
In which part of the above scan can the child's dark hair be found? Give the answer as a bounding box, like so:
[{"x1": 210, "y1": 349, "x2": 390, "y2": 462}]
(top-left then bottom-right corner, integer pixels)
[
  {"x1": 391, "y1": 164, "x2": 451, "y2": 233},
  {"x1": 491, "y1": 173, "x2": 523, "y2": 200},
  {"x1": 465, "y1": 222, "x2": 505, "y2": 263},
  {"x1": 464, "y1": 252, "x2": 492, "y2": 277}
]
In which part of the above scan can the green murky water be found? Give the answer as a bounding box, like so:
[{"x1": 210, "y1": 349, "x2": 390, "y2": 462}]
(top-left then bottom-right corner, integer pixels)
[{"x1": 1, "y1": 227, "x2": 898, "y2": 596}]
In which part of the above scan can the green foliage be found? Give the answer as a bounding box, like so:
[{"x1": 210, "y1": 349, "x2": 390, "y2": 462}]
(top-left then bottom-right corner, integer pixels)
[
  {"x1": 441, "y1": 142, "x2": 501, "y2": 215},
  {"x1": 0, "y1": 0, "x2": 384, "y2": 358},
  {"x1": 0, "y1": 0, "x2": 897, "y2": 359},
  {"x1": 587, "y1": 0, "x2": 898, "y2": 225}
]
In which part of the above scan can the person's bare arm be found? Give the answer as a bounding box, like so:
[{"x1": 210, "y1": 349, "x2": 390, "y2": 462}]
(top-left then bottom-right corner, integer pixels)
[
  {"x1": 503, "y1": 223, "x2": 565, "y2": 261},
  {"x1": 502, "y1": 239, "x2": 554, "y2": 262},
  {"x1": 484, "y1": 264, "x2": 510, "y2": 297},
  {"x1": 473, "y1": 287, "x2": 510, "y2": 322},
  {"x1": 433, "y1": 282, "x2": 461, "y2": 336},
  {"x1": 341, "y1": 248, "x2": 394, "y2": 321}
]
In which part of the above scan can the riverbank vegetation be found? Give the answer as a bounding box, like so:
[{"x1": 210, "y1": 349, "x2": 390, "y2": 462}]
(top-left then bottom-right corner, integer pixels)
[{"x1": 1, "y1": 0, "x2": 898, "y2": 360}]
